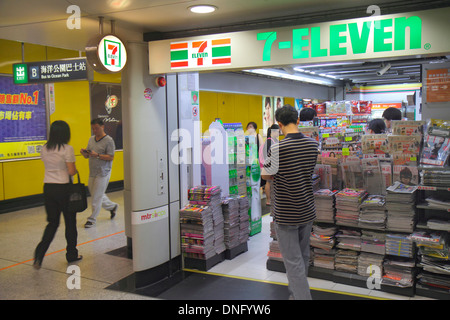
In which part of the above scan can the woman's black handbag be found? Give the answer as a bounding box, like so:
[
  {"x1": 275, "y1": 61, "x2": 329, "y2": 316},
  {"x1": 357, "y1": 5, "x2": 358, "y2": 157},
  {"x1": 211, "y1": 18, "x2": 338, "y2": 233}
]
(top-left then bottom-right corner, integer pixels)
[{"x1": 67, "y1": 173, "x2": 88, "y2": 213}]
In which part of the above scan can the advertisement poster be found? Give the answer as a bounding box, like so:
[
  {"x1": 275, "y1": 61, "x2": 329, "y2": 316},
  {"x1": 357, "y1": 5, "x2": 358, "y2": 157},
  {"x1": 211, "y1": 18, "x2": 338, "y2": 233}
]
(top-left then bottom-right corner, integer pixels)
[
  {"x1": 90, "y1": 83, "x2": 123, "y2": 150},
  {"x1": 426, "y1": 68, "x2": 450, "y2": 103},
  {"x1": 262, "y1": 96, "x2": 274, "y2": 136},
  {"x1": 0, "y1": 76, "x2": 47, "y2": 160}
]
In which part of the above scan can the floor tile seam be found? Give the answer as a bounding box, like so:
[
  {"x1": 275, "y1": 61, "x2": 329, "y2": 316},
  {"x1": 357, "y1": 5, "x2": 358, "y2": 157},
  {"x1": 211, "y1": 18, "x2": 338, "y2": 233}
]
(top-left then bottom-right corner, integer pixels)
[{"x1": 0, "y1": 230, "x2": 126, "y2": 272}]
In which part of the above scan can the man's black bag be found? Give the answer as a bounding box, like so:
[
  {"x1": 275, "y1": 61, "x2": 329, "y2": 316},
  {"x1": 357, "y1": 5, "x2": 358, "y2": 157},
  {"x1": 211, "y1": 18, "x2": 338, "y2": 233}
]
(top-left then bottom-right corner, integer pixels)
[{"x1": 68, "y1": 173, "x2": 88, "y2": 213}]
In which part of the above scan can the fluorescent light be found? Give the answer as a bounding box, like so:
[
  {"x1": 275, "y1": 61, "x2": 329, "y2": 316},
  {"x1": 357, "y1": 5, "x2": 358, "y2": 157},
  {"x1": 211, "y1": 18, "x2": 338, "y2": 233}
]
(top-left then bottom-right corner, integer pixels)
[
  {"x1": 243, "y1": 69, "x2": 335, "y2": 86},
  {"x1": 294, "y1": 62, "x2": 362, "y2": 69},
  {"x1": 189, "y1": 5, "x2": 217, "y2": 13}
]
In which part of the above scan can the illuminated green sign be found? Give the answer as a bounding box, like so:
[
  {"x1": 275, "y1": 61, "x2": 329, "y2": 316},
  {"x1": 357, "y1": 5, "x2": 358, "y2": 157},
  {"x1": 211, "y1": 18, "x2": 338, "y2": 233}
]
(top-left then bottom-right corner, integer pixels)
[{"x1": 257, "y1": 16, "x2": 422, "y2": 61}]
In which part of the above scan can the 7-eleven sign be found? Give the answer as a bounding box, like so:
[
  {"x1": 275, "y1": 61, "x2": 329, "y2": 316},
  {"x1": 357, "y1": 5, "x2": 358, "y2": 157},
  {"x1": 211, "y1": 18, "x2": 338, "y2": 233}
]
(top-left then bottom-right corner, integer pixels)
[
  {"x1": 104, "y1": 40, "x2": 121, "y2": 67},
  {"x1": 170, "y1": 38, "x2": 231, "y2": 69}
]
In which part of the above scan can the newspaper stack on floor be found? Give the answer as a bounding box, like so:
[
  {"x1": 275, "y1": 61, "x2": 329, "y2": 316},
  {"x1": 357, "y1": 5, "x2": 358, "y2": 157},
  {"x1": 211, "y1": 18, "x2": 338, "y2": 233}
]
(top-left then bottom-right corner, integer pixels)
[
  {"x1": 336, "y1": 228, "x2": 361, "y2": 251},
  {"x1": 335, "y1": 249, "x2": 359, "y2": 274},
  {"x1": 382, "y1": 257, "x2": 415, "y2": 288},
  {"x1": 238, "y1": 196, "x2": 250, "y2": 244},
  {"x1": 359, "y1": 195, "x2": 386, "y2": 230},
  {"x1": 180, "y1": 205, "x2": 215, "y2": 260},
  {"x1": 267, "y1": 240, "x2": 283, "y2": 262},
  {"x1": 314, "y1": 189, "x2": 337, "y2": 223},
  {"x1": 386, "y1": 182, "x2": 418, "y2": 233},
  {"x1": 188, "y1": 186, "x2": 225, "y2": 255},
  {"x1": 361, "y1": 230, "x2": 386, "y2": 255},
  {"x1": 222, "y1": 197, "x2": 240, "y2": 249},
  {"x1": 336, "y1": 188, "x2": 367, "y2": 227},
  {"x1": 357, "y1": 252, "x2": 385, "y2": 277}
]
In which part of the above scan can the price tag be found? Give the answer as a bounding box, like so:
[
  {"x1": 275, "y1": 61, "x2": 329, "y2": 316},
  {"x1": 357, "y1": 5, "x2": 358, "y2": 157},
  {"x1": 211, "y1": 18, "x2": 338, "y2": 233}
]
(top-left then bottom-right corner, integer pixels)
[
  {"x1": 342, "y1": 148, "x2": 350, "y2": 156},
  {"x1": 345, "y1": 137, "x2": 353, "y2": 141},
  {"x1": 322, "y1": 133, "x2": 330, "y2": 138}
]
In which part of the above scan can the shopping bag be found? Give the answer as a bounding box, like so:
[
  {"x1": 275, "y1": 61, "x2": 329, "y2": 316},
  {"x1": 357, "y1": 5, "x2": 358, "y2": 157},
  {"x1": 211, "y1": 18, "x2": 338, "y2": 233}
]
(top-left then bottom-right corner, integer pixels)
[{"x1": 67, "y1": 173, "x2": 88, "y2": 213}]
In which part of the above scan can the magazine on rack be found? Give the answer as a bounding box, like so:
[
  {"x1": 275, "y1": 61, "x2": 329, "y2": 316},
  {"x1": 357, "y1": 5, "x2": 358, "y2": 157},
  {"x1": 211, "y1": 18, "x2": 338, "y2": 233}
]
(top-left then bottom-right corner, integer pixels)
[
  {"x1": 388, "y1": 135, "x2": 422, "y2": 165},
  {"x1": 392, "y1": 165, "x2": 419, "y2": 185},
  {"x1": 361, "y1": 134, "x2": 389, "y2": 155},
  {"x1": 420, "y1": 119, "x2": 450, "y2": 166},
  {"x1": 361, "y1": 158, "x2": 385, "y2": 195},
  {"x1": 298, "y1": 126, "x2": 319, "y2": 142},
  {"x1": 391, "y1": 120, "x2": 425, "y2": 136}
]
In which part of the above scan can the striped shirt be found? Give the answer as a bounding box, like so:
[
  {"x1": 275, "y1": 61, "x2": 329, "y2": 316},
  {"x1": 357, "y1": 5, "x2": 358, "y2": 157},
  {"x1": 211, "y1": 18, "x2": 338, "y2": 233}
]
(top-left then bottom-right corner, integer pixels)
[{"x1": 264, "y1": 132, "x2": 319, "y2": 225}]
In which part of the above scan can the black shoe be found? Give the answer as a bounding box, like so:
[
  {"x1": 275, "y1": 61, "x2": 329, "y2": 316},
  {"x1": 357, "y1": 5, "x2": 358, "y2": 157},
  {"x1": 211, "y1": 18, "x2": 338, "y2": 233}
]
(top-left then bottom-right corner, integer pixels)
[
  {"x1": 110, "y1": 204, "x2": 118, "y2": 219},
  {"x1": 67, "y1": 255, "x2": 83, "y2": 263},
  {"x1": 33, "y1": 259, "x2": 42, "y2": 270}
]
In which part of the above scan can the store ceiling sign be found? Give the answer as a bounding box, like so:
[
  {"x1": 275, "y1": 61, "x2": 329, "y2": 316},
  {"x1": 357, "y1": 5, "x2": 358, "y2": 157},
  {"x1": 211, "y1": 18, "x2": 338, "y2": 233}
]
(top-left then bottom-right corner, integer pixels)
[
  {"x1": 148, "y1": 7, "x2": 450, "y2": 74},
  {"x1": 372, "y1": 103, "x2": 402, "y2": 110},
  {"x1": 86, "y1": 34, "x2": 127, "y2": 73},
  {"x1": 13, "y1": 58, "x2": 88, "y2": 84}
]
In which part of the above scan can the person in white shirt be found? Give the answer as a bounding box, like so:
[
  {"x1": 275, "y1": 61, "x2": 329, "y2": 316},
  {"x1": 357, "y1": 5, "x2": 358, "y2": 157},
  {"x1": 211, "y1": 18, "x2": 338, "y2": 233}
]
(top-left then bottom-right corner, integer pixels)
[{"x1": 34, "y1": 120, "x2": 82, "y2": 269}]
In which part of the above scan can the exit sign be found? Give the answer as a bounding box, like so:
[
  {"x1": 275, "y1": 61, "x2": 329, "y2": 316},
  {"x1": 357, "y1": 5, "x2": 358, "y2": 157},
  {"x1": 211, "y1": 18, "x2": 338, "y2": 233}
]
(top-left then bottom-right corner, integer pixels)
[{"x1": 13, "y1": 58, "x2": 88, "y2": 84}]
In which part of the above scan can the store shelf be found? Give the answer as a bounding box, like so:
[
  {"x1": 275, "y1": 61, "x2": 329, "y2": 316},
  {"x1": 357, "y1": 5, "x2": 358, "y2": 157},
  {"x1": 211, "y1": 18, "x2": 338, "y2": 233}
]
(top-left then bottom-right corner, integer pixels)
[
  {"x1": 266, "y1": 259, "x2": 416, "y2": 297},
  {"x1": 417, "y1": 185, "x2": 450, "y2": 191},
  {"x1": 415, "y1": 283, "x2": 450, "y2": 300},
  {"x1": 416, "y1": 203, "x2": 450, "y2": 212}
]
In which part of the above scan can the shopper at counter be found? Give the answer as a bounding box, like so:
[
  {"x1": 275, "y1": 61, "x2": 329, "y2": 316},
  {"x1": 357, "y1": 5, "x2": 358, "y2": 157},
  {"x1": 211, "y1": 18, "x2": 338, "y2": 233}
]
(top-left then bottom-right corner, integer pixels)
[
  {"x1": 261, "y1": 104, "x2": 319, "y2": 300},
  {"x1": 382, "y1": 107, "x2": 402, "y2": 130},
  {"x1": 80, "y1": 118, "x2": 118, "y2": 228},
  {"x1": 34, "y1": 121, "x2": 82, "y2": 269},
  {"x1": 299, "y1": 107, "x2": 317, "y2": 121},
  {"x1": 366, "y1": 118, "x2": 387, "y2": 134}
]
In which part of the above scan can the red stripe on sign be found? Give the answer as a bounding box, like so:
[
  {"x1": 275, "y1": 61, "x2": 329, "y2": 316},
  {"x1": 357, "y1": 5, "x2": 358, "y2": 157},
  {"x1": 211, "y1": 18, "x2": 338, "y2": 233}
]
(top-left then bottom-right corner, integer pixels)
[
  {"x1": 171, "y1": 61, "x2": 189, "y2": 68},
  {"x1": 170, "y1": 43, "x2": 188, "y2": 50},
  {"x1": 212, "y1": 58, "x2": 231, "y2": 65}
]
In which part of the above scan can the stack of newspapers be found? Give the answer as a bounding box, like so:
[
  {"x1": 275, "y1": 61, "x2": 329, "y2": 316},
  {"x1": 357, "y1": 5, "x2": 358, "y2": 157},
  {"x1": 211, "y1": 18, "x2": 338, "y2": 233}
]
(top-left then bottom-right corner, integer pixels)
[{"x1": 386, "y1": 182, "x2": 418, "y2": 233}]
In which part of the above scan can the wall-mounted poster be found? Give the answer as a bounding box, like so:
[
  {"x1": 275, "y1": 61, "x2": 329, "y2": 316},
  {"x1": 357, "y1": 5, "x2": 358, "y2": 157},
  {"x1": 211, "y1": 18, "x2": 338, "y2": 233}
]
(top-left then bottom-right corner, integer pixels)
[
  {"x1": 90, "y1": 83, "x2": 123, "y2": 150},
  {"x1": 262, "y1": 96, "x2": 274, "y2": 136},
  {"x1": 0, "y1": 76, "x2": 47, "y2": 160},
  {"x1": 274, "y1": 96, "x2": 284, "y2": 111}
]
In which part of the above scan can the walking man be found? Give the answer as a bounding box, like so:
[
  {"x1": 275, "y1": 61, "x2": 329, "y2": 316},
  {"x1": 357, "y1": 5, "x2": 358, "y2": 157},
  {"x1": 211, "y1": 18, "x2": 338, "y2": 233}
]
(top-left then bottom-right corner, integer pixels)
[
  {"x1": 262, "y1": 105, "x2": 319, "y2": 300},
  {"x1": 81, "y1": 118, "x2": 118, "y2": 228}
]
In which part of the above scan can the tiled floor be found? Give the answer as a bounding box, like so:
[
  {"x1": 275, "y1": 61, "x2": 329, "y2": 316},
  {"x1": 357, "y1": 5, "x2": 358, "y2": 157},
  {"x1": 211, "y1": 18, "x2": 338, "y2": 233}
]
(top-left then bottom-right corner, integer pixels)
[{"x1": 0, "y1": 190, "x2": 434, "y2": 300}]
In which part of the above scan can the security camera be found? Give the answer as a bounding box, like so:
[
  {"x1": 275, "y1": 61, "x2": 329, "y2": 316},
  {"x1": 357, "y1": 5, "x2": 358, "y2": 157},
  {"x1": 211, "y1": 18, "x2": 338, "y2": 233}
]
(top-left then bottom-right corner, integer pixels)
[{"x1": 377, "y1": 63, "x2": 391, "y2": 76}]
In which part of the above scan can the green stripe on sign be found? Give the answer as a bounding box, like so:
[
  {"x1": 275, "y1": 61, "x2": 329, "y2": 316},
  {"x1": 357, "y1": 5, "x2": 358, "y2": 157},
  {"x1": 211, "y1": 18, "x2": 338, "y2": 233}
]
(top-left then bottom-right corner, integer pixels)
[
  {"x1": 212, "y1": 46, "x2": 231, "y2": 57},
  {"x1": 171, "y1": 50, "x2": 188, "y2": 61}
]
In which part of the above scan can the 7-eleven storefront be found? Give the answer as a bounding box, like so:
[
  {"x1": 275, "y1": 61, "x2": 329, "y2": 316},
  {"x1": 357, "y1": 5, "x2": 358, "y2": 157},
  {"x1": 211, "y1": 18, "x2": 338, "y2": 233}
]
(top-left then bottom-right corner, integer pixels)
[{"x1": 122, "y1": 6, "x2": 450, "y2": 287}]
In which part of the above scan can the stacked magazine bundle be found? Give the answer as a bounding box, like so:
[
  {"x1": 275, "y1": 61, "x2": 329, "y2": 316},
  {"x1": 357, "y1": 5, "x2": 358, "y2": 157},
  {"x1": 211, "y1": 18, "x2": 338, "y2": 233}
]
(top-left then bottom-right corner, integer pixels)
[
  {"x1": 335, "y1": 228, "x2": 361, "y2": 251},
  {"x1": 385, "y1": 233, "x2": 414, "y2": 258},
  {"x1": 314, "y1": 189, "x2": 337, "y2": 223},
  {"x1": 181, "y1": 186, "x2": 224, "y2": 259},
  {"x1": 222, "y1": 197, "x2": 240, "y2": 250},
  {"x1": 357, "y1": 252, "x2": 385, "y2": 277},
  {"x1": 421, "y1": 169, "x2": 450, "y2": 187},
  {"x1": 335, "y1": 188, "x2": 367, "y2": 227},
  {"x1": 382, "y1": 257, "x2": 416, "y2": 288},
  {"x1": 310, "y1": 224, "x2": 337, "y2": 251},
  {"x1": 359, "y1": 195, "x2": 386, "y2": 230},
  {"x1": 180, "y1": 205, "x2": 216, "y2": 260},
  {"x1": 238, "y1": 196, "x2": 250, "y2": 244},
  {"x1": 312, "y1": 247, "x2": 336, "y2": 270},
  {"x1": 335, "y1": 249, "x2": 359, "y2": 274},
  {"x1": 361, "y1": 230, "x2": 386, "y2": 255},
  {"x1": 386, "y1": 182, "x2": 418, "y2": 233}
]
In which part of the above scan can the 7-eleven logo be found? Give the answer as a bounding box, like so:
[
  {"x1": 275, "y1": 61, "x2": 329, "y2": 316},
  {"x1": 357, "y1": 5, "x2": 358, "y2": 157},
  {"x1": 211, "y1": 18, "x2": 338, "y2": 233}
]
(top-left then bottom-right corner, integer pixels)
[
  {"x1": 170, "y1": 38, "x2": 231, "y2": 69},
  {"x1": 104, "y1": 39, "x2": 121, "y2": 67}
]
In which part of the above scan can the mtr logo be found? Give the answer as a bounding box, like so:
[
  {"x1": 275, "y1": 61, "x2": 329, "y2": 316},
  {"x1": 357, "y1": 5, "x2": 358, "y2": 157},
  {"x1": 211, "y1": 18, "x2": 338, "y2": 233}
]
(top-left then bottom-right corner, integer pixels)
[{"x1": 170, "y1": 38, "x2": 231, "y2": 69}]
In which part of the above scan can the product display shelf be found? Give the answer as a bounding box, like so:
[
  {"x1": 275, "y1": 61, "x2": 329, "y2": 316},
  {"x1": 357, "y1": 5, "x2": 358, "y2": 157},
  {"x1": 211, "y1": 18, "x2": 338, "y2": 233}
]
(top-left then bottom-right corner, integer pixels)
[{"x1": 414, "y1": 167, "x2": 450, "y2": 300}]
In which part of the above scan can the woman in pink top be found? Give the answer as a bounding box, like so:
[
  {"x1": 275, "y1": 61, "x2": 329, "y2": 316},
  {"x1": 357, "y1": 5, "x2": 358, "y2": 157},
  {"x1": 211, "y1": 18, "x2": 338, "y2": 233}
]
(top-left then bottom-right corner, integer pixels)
[{"x1": 34, "y1": 121, "x2": 82, "y2": 269}]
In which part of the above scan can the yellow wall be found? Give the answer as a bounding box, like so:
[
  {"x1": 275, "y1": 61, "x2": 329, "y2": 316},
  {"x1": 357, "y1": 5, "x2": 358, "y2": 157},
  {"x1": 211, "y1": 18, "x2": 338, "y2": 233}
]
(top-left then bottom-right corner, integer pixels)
[
  {"x1": 200, "y1": 91, "x2": 295, "y2": 135},
  {"x1": 0, "y1": 39, "x2": 123, "y2": 201}
]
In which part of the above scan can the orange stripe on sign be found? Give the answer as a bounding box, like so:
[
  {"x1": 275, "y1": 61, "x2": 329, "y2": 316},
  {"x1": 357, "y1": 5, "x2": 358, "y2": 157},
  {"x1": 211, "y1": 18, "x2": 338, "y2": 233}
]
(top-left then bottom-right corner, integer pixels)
[
  {"x1": 212, "y1": 57, "x2": 231, "y2": 65},
  {"x1": 170, "y1": 43, "x2": 188, "y2": 50},
  {"x1": 192, "y1": 41, "x2": 206, "y2": 48},
  {"x1": 212, "y1": 38, "x2": 231, "y2": 46},
  {"x1": 171, "y1": 61, "x2": 189, "y2": 68}
]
